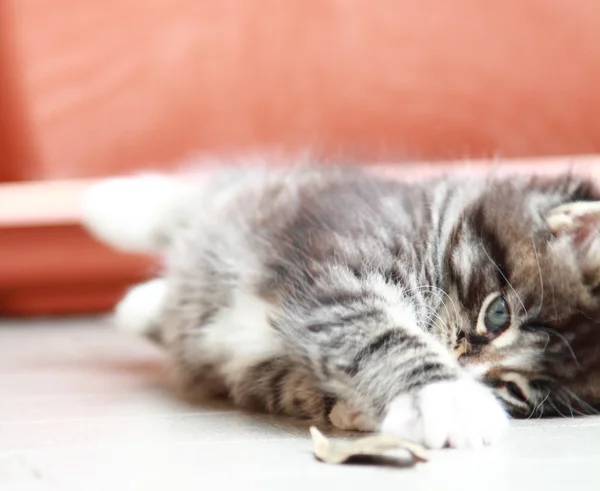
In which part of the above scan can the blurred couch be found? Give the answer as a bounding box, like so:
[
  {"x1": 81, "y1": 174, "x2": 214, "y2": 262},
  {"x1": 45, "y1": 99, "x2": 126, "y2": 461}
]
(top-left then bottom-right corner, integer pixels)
[
  {"x1": 2, "y1": 0, "x2": 600, "y2": 182},
  {"x1": 2, "y1": 1, "x2": 600, "y2": 315}
]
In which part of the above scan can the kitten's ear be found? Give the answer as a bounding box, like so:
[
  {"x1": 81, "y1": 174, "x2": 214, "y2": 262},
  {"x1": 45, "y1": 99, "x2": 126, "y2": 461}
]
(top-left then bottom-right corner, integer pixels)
[
  {"x1": 547, "y1": 201, "x2": 600, "y2": 239},
  {"x1": 546, "y1": 201, "x2": 600, "y2": 284}
]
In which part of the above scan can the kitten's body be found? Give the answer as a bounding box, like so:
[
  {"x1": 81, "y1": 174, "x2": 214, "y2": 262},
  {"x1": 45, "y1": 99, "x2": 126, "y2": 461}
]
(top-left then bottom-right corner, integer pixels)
[{"x1": 83, "y1": 165, "x2": 600, "y2": 449}]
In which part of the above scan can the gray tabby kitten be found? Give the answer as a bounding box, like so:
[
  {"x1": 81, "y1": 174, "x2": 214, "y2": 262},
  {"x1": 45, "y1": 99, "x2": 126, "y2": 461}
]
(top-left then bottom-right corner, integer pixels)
[{"x1": 82, "y1": 165, "x2": 600, "y2": 449}]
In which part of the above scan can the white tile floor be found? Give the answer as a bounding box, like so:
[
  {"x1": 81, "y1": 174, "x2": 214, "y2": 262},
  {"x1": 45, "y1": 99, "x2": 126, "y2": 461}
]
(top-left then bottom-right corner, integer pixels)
[{"x1": 1, "y1": 317, "x2": 599, "y2": 491}]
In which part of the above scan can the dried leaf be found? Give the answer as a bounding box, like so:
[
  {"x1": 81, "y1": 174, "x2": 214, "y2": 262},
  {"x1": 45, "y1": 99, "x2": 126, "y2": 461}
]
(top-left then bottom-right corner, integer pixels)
[{"x1": 309, "y1": 427, "x2": 429, "y2": 466}]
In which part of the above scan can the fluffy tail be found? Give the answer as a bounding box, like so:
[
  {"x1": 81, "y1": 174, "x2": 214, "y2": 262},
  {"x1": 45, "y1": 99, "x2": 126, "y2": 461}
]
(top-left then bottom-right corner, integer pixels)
[{"x1": 81, "y1": 173, "x2": 197, "y2": 255}]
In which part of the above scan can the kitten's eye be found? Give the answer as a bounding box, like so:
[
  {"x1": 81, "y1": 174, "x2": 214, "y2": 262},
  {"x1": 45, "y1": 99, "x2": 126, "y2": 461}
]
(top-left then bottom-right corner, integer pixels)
[{"x1": 484, "y1": 296, "x2": 511, "y2": 333}]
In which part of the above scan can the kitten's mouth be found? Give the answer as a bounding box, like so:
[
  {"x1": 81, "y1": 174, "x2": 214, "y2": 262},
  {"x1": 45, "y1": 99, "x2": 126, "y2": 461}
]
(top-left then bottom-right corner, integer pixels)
[{"x1": 456, "y1": 346, "x2": 494, "y2": 379}]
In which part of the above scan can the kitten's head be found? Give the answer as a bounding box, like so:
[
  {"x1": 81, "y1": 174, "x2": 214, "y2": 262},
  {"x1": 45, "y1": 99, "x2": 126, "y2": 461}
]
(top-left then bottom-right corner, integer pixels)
[{"x1": 441, "y1": 175, "x2": 600, "y2": 418}]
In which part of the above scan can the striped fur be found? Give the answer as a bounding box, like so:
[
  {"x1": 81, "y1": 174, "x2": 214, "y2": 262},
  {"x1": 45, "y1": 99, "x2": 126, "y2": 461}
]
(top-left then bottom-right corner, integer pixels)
[{"x1": 83, "y1": 165, "x2": 600, "y2": 448}]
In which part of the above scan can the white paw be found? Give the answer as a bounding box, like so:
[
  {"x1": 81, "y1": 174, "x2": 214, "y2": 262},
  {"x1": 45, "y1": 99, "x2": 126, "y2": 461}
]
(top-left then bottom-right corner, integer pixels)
[
  {"x1": 115, "y1": 279, "x2": 167, "y2": 338},
  {"x1": 329, "y1": 401, "x2": 377, "y2": 432},
  {"x1": 381, "y1": 379, "x2": 508, "y2": 449},
  {"x1": 81, "y1": 174, "x2": 195, "y2": 254}
]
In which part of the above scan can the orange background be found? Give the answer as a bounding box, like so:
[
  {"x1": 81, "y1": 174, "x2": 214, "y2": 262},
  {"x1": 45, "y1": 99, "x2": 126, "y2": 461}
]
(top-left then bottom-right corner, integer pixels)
[
  {"x1": 3, "y1": 1, "x2": 600, "y2": 181},
  {"x1": 3, "y1": 2, "x2": 600, "y2": 314}
]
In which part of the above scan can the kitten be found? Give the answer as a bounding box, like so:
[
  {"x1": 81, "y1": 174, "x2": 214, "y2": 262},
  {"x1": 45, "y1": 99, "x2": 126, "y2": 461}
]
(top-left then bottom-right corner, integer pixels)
[{"x1": 82, "y1": 165, "x2": 600, "y2": 449}]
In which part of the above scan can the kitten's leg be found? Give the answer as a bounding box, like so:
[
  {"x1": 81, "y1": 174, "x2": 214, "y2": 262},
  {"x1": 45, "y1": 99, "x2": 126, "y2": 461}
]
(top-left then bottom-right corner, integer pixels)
[
  {"x1": 114, "y1": 278, "x2": 167, "y2": 343},
  {"x1": 228, "y1": 357, "x2": 336, "y2": 425},
  {"x1": 182, "y1": 351, "x2": 375, "y2": 430},
  {"x1": 81, "y1": 174, "x2": 197, "y2": 254},
  {"x1": 276, "y1": 288, "x2": 508, "y2": 449}
]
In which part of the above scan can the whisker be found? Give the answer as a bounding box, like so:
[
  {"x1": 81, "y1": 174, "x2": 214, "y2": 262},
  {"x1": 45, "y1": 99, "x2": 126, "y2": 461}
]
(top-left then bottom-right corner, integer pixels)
[
  {"x1": 401, "y1": 285, "x2": 453, "y2": 331},
  {"x1": 531, "y1": 238, "x2": 544, "y2": 312},
  {"x1": 527, "y1": 390, "x2": 550, "y2": 420},
  {"x1": 481, "y1": 244, "x2": 528, "y2": 316},
  {"x1": 530, "y1": 326, "x2": 581, "y2": 369},
  {"x1": 555, "y1": 391, "x2": 587, "y2": 417},
  {"x1": 418, "y1": 303, "x2": 452, "y2": 336},
  {"x1": 536, "y1": 395, "x2": 547, "y2": 419},
  {"x1": 402, "y1": 284, "x2": 460, "y2": 321},
  {"x1": 548, "y1": 399, "x2": 569, "y2": 418},
  {"x1": 561, "y1": 388, "x2": 600, "y2": 416},
  {"x1": 573, "y1": 309, "x2": 600, "y2": 323}
]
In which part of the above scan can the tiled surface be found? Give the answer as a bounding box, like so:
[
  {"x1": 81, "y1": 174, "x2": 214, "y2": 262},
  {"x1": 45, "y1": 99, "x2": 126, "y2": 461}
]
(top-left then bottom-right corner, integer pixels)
[{"x1": 1, "y1": 318, "x2": 599, "y2": 491}]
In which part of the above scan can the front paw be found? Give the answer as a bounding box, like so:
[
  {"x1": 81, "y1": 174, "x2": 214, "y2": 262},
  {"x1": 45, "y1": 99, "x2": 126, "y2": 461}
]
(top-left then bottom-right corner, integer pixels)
[{"x1": 381, "y1": 379, "x2": 508, "y2": 449}]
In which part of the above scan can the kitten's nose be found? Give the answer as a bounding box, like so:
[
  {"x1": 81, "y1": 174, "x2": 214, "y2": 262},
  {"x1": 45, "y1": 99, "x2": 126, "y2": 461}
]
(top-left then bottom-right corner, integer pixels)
[{"x1": 457, "y1": 354, "x2": 476, "y2": 370}]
